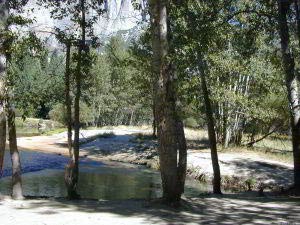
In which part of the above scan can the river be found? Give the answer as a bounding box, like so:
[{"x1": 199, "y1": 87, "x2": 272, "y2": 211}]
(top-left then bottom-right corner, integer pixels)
[{"x1": 0, "y1": 150, "x2": 209, "y2": 200}]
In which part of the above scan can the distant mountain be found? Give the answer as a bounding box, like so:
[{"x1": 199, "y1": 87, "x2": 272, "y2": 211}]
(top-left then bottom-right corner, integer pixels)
[{"x1": 23, "y1": 0, "x2": 148, "y2": 48}]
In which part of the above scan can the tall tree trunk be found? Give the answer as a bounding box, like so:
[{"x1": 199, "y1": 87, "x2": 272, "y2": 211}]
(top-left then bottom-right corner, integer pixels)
[
  {"x1": 0, "y1": 0, "x2": 8, "y2": 176},
  {"x1": 1, "y1": 0, "x2": 23, "y2": 199},
  {"x1": 65, "y1": 42, "x2": 73, "y2": 158},
  {"x1": 149, "y1": 0, "x2": 187, "y2": 205},
  {"x1": 63, "y1": 41, "x2": 78, "y2": 198},
  {"x1": 66, "y1": 0, "x2": 86, "y2": 199},
  {"x1": 7, "y1": 99, "x2": 23, "y2": 199},
  {"x1": 199, "y1": 71, "x2": 222, "y2": 194},
  {"x1": 0, "y1": 104, "x2": 5, "y2": 173},
  {"x1": 0, "y1": 52, "x2": 6, "y2": 175},
  {"x1": 278, "y1": 0, "x2": 300, "y2": 194},
  {"x1": 295, "y1": 0, "x2": 300, "y2": 50},
  {"x1": 6, "y1": 50, "x2": 23, "y2": 200}
]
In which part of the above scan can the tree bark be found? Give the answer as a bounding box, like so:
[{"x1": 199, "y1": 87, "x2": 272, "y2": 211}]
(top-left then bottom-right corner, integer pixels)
[
  {"x1": 0, "y1": 105, "x2": 5, "y2": 174},
  {"x1": 152, "y1": 97, "x2": 157, "y2": 137},
  {"x1": 0, "y1": 0, "x2": 8, "y2": 176},
  {"x1": 294, "y1": 0, "x2": 300, "y2": 50},
  {"x1": 6, "y1": 52, "x2": 23, "y2": 199},
  {"x1": 63, "y1": 41, "x2": 78, "y2": 198},
  {"x1": 199, "y1": 72, "x2": 222, "y2": 194},
  {"x1": 7, "y1": 99, "x2": 23, "y2": 199},
  {"x1": 149, "y1": 0, "x2": 187, "y2": 205},
  {"x1": 0, "y1": 52, "x2": 6, "y2": 175},
  {"x1": 66, "y1": 0, "x2": 87, "y2": 199},
  {"x1": 65, "y1": 42, "x2": 73, "y2": 158},
  {"x1": 1, "y1": 0, "x2": 23, "y2": 199},
  {"x1": 278, "y1": 0, "x2": 300, "y2": 194}
]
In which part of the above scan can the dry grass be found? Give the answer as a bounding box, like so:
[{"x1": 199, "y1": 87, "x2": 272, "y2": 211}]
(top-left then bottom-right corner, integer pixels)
[
  {"x1": 184, "y1": 128, "x2": 208, "y2": 141},
  {"x1": 80, "y1": 126, "x2": 294, "y2": 164},
  {"x1": 87, "y1": 125, "x2": 152, "y2": 132},
  {"x1": 252, "y1": 135, "x2": 292, "y2": 153},
  {"x1": 184, "y1": 128, "x2": 293, "y2": 164},
  {"x1": 219, "y1": 146, "x2": 293, "y2": 164}
]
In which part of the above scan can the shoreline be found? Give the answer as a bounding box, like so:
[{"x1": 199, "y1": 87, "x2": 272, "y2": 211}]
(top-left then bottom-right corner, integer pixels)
[{"x1": 14, "y1": 128, "x2": 295, "y2": 193}]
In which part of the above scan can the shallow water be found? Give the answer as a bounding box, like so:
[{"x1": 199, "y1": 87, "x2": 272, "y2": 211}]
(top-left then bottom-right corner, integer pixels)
[{"x1": 0, "y1": 150, "x2": 209, "y2": 200}]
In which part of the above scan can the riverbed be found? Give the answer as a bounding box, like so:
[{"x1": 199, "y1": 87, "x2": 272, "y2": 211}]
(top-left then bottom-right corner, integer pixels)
[{"x1": 0, "y1": 150, "x2": 209, "y2": 199}]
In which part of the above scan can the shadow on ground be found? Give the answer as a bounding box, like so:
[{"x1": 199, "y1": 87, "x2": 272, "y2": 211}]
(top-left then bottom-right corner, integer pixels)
[
  {"x1": 225, "y1": 159, "x2": 293, "y2": 185},
  {"x1": 9, "y1": 195, "x2": 300, "y2": 225},
  {"x1": 78, "y1": 133, "x2": 210, "y2": 157},
  {"x1": 79, "y1": 134, "x2": 157, "y2": 156}
]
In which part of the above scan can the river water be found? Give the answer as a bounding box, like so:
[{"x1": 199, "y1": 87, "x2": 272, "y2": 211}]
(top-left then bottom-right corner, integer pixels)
[{"x1": 0, "y1": 150, "x2": 209, "y2": 200}]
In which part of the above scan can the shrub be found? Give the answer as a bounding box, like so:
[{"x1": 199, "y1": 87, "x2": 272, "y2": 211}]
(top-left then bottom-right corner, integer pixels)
[
  {"x1": 48, "y1": 102, "x2": 94, "y2": 125},
  {"x1": 184, "y1": 117, "x2": 199, "y2": 128},
  {"x1": 49, "y1": 103, "x2": 67, "y2": 125}
]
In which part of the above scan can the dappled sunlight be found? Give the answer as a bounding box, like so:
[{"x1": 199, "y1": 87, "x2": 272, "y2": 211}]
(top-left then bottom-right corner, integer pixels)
[{"x1": 1, "y1": 195, "x2": 299, "y2": 225}]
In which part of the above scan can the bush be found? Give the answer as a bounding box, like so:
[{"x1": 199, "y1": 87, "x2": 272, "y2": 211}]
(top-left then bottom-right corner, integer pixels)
[
  {"x1": 48, "y1": 102, "x2": 94, "y2": 125},
  {"x1": 184, "y1": 117, "x2": 199, "y2": 128},
  {"x1": 49, "y1": 103, "x2": 67, "y2": 125}
]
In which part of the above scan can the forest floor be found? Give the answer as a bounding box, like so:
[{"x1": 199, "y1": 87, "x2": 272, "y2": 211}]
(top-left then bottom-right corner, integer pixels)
[
  {"x1": 16, "y1": 126, "x2": 294, "y2": 191},
  {"x1": 0, "y1": 194, "x2": 299, "y2": 225}
]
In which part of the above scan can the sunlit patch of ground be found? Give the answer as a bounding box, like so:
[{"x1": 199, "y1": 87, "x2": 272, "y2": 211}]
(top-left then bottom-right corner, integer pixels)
[{"x1": 0, "y1": 194, "x2": 299, "y2": 225}]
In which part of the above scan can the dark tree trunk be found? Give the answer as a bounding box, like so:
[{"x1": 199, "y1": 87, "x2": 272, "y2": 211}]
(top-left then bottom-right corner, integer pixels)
[
  {"x1": 7, "y1": 100, "x2": 23, "y2": 199},
  {"x1": 0, "y1": 55, "x2": 6, "y2": 174},
  {"x1": 295, "y1": 0, "x2": 300, "y2": 50},
  {"x1": 149, "y1": 0, "x2": 187, "y2": 205},
  {"x1": 66, "y1": 0, "x2": 86, "y2": 199},
  {"x1": 1, "y1": 1, "x2": 23, "y2": 198},
  {"x1": 6, "y1": 57, "x2": 23, "y2": 199},
  {"x1": 200, "y1": 72, "x2": 222, "y2": 194},
  {"x1": 152, "y1": 98, "x2": 157, "y2": 137},
  {"x1": 278, "y1": 0, "x2": 300, "y2": 194},
  {"x1": 0, "y1": 108, "x2": 5, "y2": 173},
  {"x1": 63, "y1": 41, "x2": 78, "y2": 198},
  {"x1": 0, "y1": 0, "x2": 8, "y2": 176},
  {"x1": 64, "y1": 42, "x2": 73, "y2": 158}
]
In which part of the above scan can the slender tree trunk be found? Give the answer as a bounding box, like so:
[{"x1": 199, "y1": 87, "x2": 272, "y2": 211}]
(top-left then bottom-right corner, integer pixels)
[
  {"x1": 152, "y1": 97, "x2": 157, "y2": 137},
  {"x1": 63, "y1": 41, "x2": 78, "y2": 198},
  {"x1": 149, "y1": 0, "x2": 187, "y2": 205},
  {"x1": 0, "y1": 54, "x2": 6, "y2": 174},
  {"x1": 0, "y1": 105, "x2": 5, "y2": 173},
  {"x1": 7, "y1": 99, "x2": 23, "y2": 199},
  {"x1": 65, "y1": 42, "x2": 73, "y2": 158},
  {"x1": 129, "y1": 109, "x2": 134, "y2": 125},
  {"x1": 66, "y1": 0, "x2": 86, "y2": 199},
  {"x1": 278, "y1": 0, "x2": 300, "y2": 194},
  {"x1": 6, "y1": 47, "x2": 23, "y2": 200},
  {"x1": 0, "y1": 0, "x2": 8, "y2": 175},
  {"x1": 295, "y1": 0, "x2": 300, "y2": 50},
  {"x1": 1, "y1": 1, "x2": 23, "y2": 198},
  {"x1": 199, "y1": 72, "x2": 222, "y2": 194}
]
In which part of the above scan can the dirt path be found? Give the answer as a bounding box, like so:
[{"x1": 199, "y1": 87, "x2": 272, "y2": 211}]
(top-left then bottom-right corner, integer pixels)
[{"x1": 0, "y1": 195, "x2": 299, "y2": 225}]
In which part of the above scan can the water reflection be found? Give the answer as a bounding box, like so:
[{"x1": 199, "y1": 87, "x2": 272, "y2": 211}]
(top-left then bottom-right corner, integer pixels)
[{"x1": 0, "y1": 150, "x2": 209, "y2": 199}]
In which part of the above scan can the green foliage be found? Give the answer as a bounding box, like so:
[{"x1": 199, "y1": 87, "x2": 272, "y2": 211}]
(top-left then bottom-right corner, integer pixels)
[
  {"x1": 48, "y1": 103, "x2": 67, "y2": 125},
  {"x1": 49, "y1": 102, "x2": 94, "y2": 126},
  {"x1": 184, "y1": 117, "x2": 199, "y2": 129},
  {"x1": 6, "y1": 0, "x2": 292, "y2": 148},
  {"x1": 83, "y1": 35, "x2": 153, "y2": 126},
  {"x1": 11, "y1": 50, "x2": 65, "y2": 118}
]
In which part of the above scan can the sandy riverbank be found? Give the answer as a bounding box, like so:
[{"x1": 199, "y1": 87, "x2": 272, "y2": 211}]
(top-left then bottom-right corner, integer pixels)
[{"x1": 16, "y1": 127, "x2": 294, "y2": 191}]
